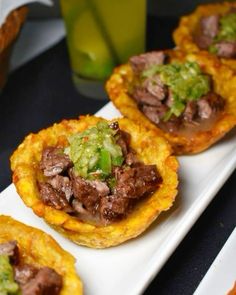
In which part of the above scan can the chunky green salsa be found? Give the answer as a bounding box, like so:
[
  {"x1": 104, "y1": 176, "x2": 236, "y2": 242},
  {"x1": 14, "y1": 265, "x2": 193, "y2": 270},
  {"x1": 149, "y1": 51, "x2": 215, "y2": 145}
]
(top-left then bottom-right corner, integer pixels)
[
  {"x1": 65, "y1": 121, "x2": 124, "y2": 179},
  {"x1": 143, "y1": 61, "x2": 210, "y2": 119},
  {"x1": 0, "y1": 255, "x2": 20, "y2": 295}
]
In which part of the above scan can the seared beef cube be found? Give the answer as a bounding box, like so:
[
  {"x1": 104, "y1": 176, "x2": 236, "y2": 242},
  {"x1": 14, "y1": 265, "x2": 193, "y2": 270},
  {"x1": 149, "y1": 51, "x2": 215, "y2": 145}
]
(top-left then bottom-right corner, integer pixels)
[
  {"x1": 125, "y1": 152, "x2": 139, "y2": 166},
  {"x1": 142, "y1": 75, "x2": 167, "y2": 100},
  {"x1": 129, "y1": 51, "x2": 166, "y2": 74},
  {"x1": 47, "y1": 175, "x2": 73, "y2": 202},
  {"x1": 21, "y1": 267, "x2": 62, "y2": 295},
  {"x1": 14, "y1": 264, "x2": 38, "y2": 285},
  {"x1": 142, "y1": 105, "x2": 168, "y2": 125},
  {"x1": 114, "y1": 165, "x2": 161, "y2": 199},
  {"x1": 201, "y1": 15, "x2": 219, "y2": 38},
  {"x1": 132, "y1": 87, "x2": 162, "y2": 107},
  {"x1": 38, "y1": 182, "x2": 73, "y2": 213},
  {"x1": 194, "y1": 33, "x2": 213, "y2": 50},
  {"x1": 0, "y1": 240, "x2": 19, "y2": 264},
  {"x1": 116, "y1": 130, "x2": 131, "y2": 156},
  {"x1": 40, "y1": 147, "x2": 72, "y2": 177},
  {"x1": 183, "y1": 101, "x2": 198, "y2": 122},
  {"x1": 215, "y1": 41, "x2": 236, "y2": 58},
  {"x1": 70, "y1": 171, "x2": 109, "y2": 214},
  {"x1": 197, "y1": 92, "x2": 225, "y2": 119},
  {"x1": 100, "y1": 195, "x2": 130, "y2": 221}
]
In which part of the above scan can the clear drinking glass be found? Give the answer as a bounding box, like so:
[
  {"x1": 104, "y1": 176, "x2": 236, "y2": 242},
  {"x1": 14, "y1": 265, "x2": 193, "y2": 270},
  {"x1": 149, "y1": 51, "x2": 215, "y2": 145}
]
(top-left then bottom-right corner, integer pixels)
[{"x1": 60, "y1": 0, "x2": 146, "y2": 99}]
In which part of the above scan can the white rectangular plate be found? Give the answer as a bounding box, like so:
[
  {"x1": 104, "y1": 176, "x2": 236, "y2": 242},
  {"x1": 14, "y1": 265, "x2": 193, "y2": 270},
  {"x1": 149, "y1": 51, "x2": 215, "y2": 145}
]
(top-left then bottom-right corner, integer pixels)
[
  {"x1": 194, "y1": 227, "x2": 236, "y2": 295},
  {"x1": 1, "y1": 102, "x2": 236, "y2": 295}
]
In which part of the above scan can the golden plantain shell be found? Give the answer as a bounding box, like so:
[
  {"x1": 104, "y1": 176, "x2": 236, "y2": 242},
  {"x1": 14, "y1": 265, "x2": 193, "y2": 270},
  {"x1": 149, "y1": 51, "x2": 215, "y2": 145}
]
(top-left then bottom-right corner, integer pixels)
[
  {"x1": 0, "y1": 215, "x2": 83, "y2": 294},
  {"x1": 173, "y1": 1, "x2": 236, "y2": 71},
  {"x1": 10, "y1": 116, "x2": 178, "y2": 248},
  {"x1": 106, "y1": 50, "x2": 236, "y2": 155}
]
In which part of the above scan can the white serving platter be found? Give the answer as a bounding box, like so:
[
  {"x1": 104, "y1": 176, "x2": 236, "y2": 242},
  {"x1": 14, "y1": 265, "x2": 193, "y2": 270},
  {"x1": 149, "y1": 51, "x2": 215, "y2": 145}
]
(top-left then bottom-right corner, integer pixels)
[
  {"x1": 194, "y1": 227, "x2": 236, "y2": 295},
  {"x1": 0, "y1": 102, "x2": 236, "y2": 295}
]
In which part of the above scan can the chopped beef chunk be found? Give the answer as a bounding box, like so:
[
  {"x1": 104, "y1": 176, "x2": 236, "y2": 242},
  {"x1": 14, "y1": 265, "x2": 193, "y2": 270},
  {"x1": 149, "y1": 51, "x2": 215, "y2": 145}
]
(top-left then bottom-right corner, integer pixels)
[
  {"x1": 0, "y1": 240, "x2": 19, "y2": 264},
  {"x1": 114, "y1": 165, "x2": 161, "y2": 199},
  {"x1": 143, "y1": 75, "x2": 167, "y2": 100},
  {"x1": 201, "y1": 15, "x2": 219, "y2": 38},
  {"x1": 21, "y1": 267, "x2": 62, "y2": 295},
  {"x1": 215, "y1": 41, "x2": 236, "y2": 58},
  {"x1": 116, "y1": 130, "x2": 131, "y2": 156},
  {"x1": 14, "y1": 264, "x2": 38, "y2": 285},
  {"x1": 183, "y1": 101, "x2": 198, "y2": 122},
  {"x1": 38, "y1": 182, "x2": 73, "y2": 213},
  {"x1": 100, "y1": 195, "x2": 130, "y2": 221},
  {"x1": 70, "y1": 170, "x2": 109, "y2": 214},
  {"x1": 125, "y1": 152, "x2": 140, "y2": 166},
  {"x1": 132, "y1": 87, "x2": 162, "y2": 107},
  {"x1": 129, "y1": 51, "x2": 166, "y2": 74},
  {"x1": 47, "y1": 175, "x2": 73, "y2": 202},
  {"x1": 142, "y1": 105, "x2": 168, "y2": 125},
  {"x1": 40, "y1": 147, "x2": 72, "y2": 177},
  {"x1": 197, "y1": 92, "x2": 225, "y2": 119}
]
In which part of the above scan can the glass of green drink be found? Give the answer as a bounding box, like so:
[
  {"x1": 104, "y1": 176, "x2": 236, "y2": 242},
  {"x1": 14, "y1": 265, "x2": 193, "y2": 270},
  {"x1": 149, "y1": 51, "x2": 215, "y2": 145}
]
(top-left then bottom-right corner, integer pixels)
[{"x1": 60, "y1": 0, "x2": 146, "y2": 99}]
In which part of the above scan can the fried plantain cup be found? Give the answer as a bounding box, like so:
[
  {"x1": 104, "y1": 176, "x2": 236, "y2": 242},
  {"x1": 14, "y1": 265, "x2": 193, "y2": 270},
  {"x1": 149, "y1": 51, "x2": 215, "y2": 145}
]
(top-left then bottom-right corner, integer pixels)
[
  {"x1": 0, "y1": 215, "x2": 83, "y2": 294},
  {"x1": 106, "y1": 50, "x2": 236, "y2": 155},
  {"x1": 173, "y1": 1, "x2": 236, "y2": 71},
  {"x1": 10, "y1": 116, "x2": 178, "y2": 248}
]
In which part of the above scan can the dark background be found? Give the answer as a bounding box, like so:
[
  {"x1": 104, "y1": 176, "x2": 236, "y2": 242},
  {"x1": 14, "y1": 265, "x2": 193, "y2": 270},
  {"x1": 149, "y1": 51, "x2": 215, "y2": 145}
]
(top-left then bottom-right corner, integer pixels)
[{"x1": 0, "y1": 3, "x2": 236, "y2": 295}]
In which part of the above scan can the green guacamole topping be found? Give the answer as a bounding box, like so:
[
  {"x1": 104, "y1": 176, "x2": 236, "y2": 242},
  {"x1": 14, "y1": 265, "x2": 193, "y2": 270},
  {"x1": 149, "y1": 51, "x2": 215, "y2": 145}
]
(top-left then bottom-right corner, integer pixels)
[
  {"x1": 0, "y1": 255, "x2": 20, "y2": 295},
  {"x1": 143, "y1": 61, "x2": 210, "y2": 119},
  {"x1": 65, "y1": 121, "x2": 124, "y2": 179},
  {"x1": 217, "y1": 12, "x2": 236, "y2": 42}
]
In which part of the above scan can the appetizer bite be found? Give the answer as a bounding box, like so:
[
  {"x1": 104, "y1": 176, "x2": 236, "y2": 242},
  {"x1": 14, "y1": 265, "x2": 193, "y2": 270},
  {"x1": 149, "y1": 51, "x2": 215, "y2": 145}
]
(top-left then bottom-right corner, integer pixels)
[
  {"x1": 10, "y1": 116, "x2": 178, "y2": 248},
  {"x1": 0, "y1": 215, "x2": 82, "y2": 295},
  {"x1": 173, "y1": 1, "x2": 236, "y2": 70},
  {"x1": 106, "y1": 50, "x2": 236, "y2": 154}
]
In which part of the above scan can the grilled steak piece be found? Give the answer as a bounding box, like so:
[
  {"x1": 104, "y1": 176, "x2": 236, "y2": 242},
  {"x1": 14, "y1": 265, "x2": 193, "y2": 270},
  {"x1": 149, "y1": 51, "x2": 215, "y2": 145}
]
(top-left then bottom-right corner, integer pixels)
[
  {"x1": 70, "y1": 170, "x2": 109, "y2": 214},
  {"x1": 142, "y1": 105, "x2": 168, "y2": 125},
  {"x1": 132, "y1": 87, "x2": 162, "y2": 107},
  {"x1": 14, "y1": 264, "x2": 38, "y2": 286},
  {"x1": 183, "y1": 101, "x2": 198, "y2": 122},
  {"x1": 21, "y1": 267, "x2": 62, "y2": 295},
  {"x1": 114, "y1": 165, "x2": 161, "y2": 199},
  {"x1": 38, "y1": 182, "x2": 73, "y2": 213},
  {"x1": 40, "y1": 147, "x2": 72, "y2": 177},
  {"x1": 116, "y1": 130, "x2": 131, "y2": 156},
  {"x1": 197, "y1": 92, "x2": 225, "y2": 119},
  {"x1": 129, "y1": 51, "x2": 166, "y2": 74},
  {"x1": 201, "y1": 15, "x2": 219, "y2": 38},
  {"x1": 215, "y1": 41, "x2": 236, "y2": 58},
  {"x1": 47, "y1": 175, "x2": 73, "y2": 202},
  {"x1": 100, "y1": 194, "x2": 130, "y2": 221},
  {"x1": 143, "y1": 75, "x2": 167, "y2": 101},
  {"x1": 0, "y1": 241, "x2": 19, "y2": 264}
]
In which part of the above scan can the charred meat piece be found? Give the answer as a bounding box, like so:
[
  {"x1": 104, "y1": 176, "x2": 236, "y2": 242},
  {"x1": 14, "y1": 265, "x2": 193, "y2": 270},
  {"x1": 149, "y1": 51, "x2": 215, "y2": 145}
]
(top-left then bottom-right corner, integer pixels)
[
  {"x1": 116, "y1": 129, "x2": 131, "y2": 156},
  {"x1": 142, "y1": 105, "x2": 168, "y2": 125},
  {"x1": 125, "y1": 151, "x2": 140, "y2": 166},
  {"x1": 100, "y1": 194, "x2": 130, "y2": 221},
  {"x1": 47, "y1": 175, "x2": 73, "y2": 202},
  {"x1": 129, "y1": 51, "x2": 166, "y2": 74},
  {"x1": 40, "y1": 147, "x2": 72, "y2": 177},
  {"x1": 114, "y1": 165, "x2": 162, "y2": 199},
  {"x1": 132, "y1": 87, "x2": 162, "y2": 107},
  {"x1": 14, "y1": 264, "x2": 38, "y2": 286},
  {"x1": 214, "y1": 41, "x2": 236, "y2": 58},
  {"x1": 0, "y1": 240, "x2": 19, "y2": 265},
  {"x1": 194, "y1": 15, "x2": 219, "y2": 49},
  {"x1": 201, "y1": 15, "x2": 219, "y2": 38},
  {"x1": 142, "y1": 75, "x2": 167, "y2": 101},
  {"x1": 38, "y1": 182, "x2": 73, "y2": 213},
  {"x1": 70, "y1": 170, "x2": 109, "y2": 214},
  {"x1": 197, "y1": 92, "x2": 225, "y2": 119},
  {"x1": 183, "y1": 101, "x2": 198, "y2": 123},
  {"x1": 21, "y1": 267, "x2": 62, "y2": 295}
]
